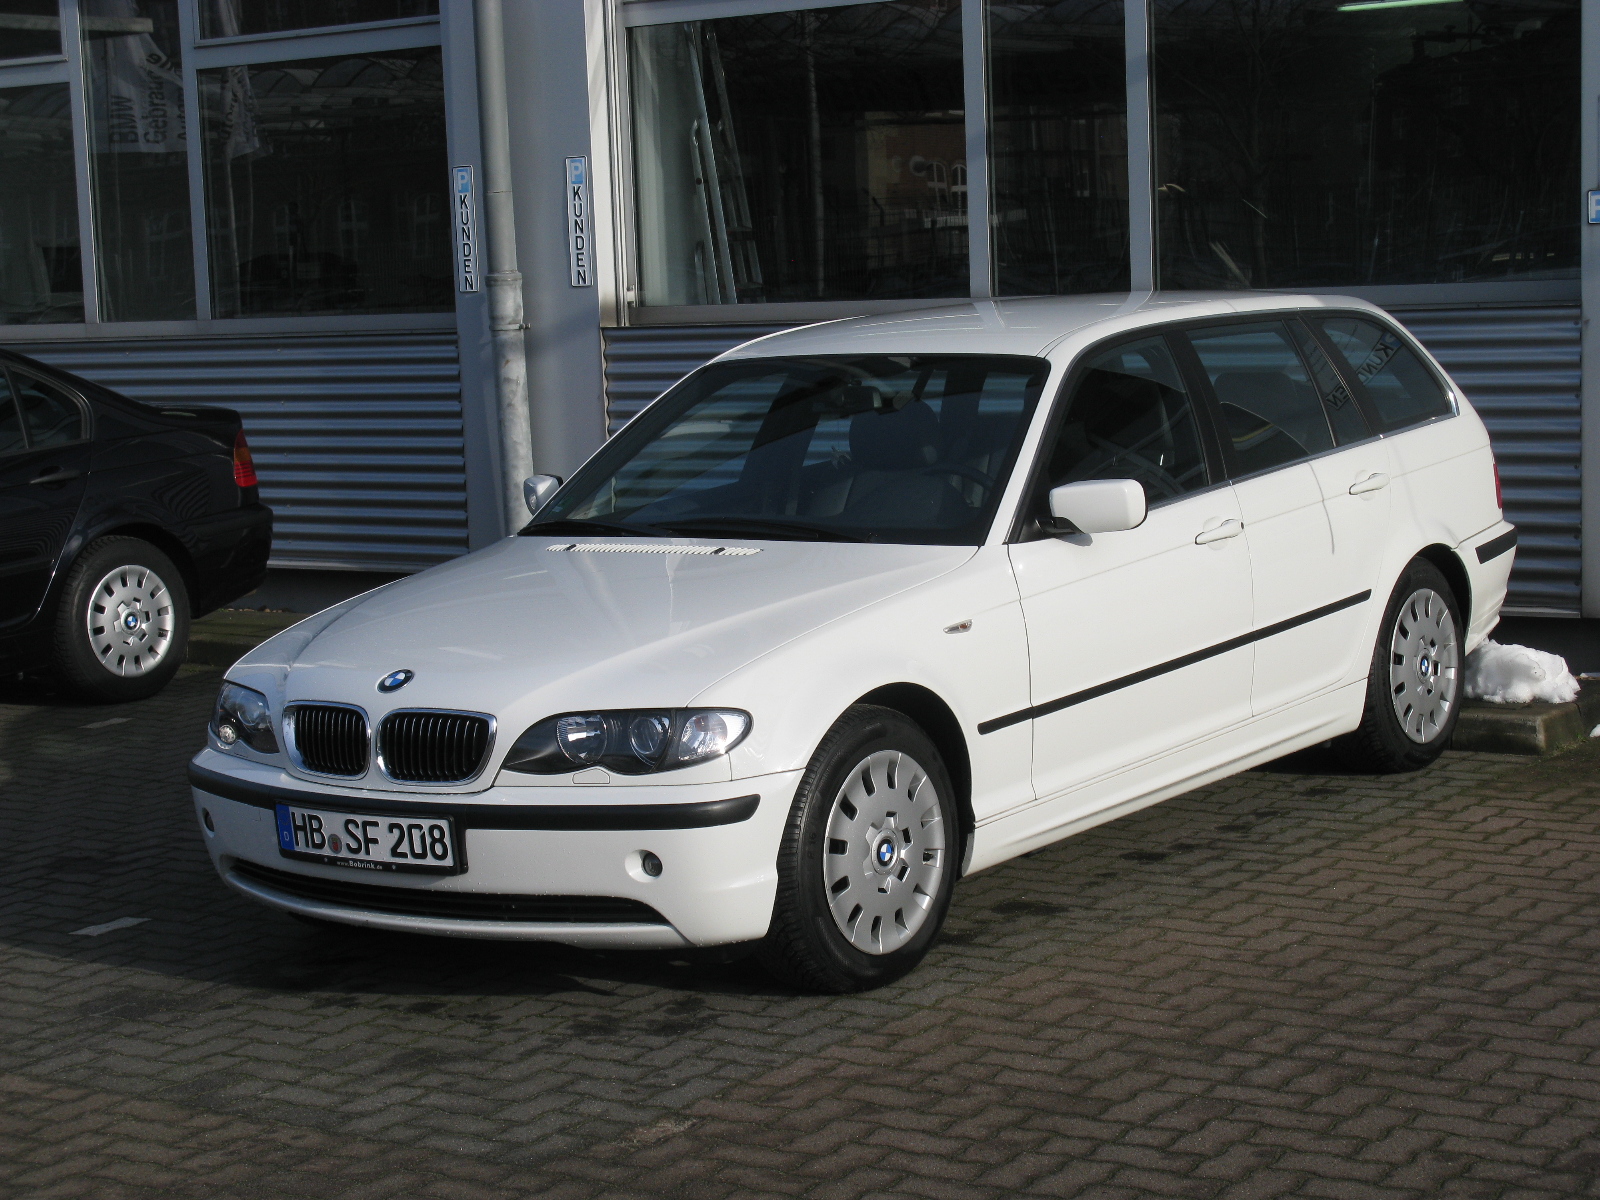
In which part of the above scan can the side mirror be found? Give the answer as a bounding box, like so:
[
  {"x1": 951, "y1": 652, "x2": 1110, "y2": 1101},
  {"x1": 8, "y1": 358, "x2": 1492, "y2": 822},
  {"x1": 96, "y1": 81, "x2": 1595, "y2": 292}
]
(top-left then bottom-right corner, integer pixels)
[
  {"x1": 1046, "y1": 478, "x2": 1146, "y2": 534},
  {"x1": 523, "y1": 474, "x2": 563, "y2": 516}
]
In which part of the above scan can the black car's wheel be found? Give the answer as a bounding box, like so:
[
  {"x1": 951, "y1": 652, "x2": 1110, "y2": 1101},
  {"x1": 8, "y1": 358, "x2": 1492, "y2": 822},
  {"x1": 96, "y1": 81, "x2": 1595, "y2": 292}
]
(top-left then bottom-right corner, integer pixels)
[
  {"x1": 759, "y1": 705, "x2": 959, "y2": 993},
  {"x1": 52, "y1": 536, "x2": 190, "y2": 702},
  {"x1": 1336, "y1": 557, "x2": 1463, "y2": 773}
]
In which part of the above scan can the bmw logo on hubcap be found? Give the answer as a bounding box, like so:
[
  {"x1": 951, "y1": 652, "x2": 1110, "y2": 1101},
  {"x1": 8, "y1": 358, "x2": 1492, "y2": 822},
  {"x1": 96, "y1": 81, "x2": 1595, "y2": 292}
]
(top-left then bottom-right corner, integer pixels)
[
  {"x1": 377, "y1": 669, "x2": 414, "y2": 693},
  {"x1": 876, "y1": 838, "x2": 896, "y2": 867}
]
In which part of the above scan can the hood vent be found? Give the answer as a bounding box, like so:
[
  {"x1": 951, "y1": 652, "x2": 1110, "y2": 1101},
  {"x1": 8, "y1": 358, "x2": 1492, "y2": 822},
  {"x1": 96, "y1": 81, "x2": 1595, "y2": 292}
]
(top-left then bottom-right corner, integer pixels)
[{"x1": 546, "y1": 543, "x2": 760, "y2": 556}]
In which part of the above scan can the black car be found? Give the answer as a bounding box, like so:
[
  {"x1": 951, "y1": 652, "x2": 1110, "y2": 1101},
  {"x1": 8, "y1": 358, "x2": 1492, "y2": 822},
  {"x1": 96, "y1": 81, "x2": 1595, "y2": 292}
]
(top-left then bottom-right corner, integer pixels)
[{"x1": 0, "y1": 348, "x2": 272, "y2": 701}]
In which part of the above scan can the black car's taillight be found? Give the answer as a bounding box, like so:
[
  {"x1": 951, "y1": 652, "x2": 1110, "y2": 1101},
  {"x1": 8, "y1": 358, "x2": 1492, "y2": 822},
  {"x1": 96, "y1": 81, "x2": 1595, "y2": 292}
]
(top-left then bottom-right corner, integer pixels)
[{"x1": 233, "y1": 430, "x2": 258, "y2": 489}]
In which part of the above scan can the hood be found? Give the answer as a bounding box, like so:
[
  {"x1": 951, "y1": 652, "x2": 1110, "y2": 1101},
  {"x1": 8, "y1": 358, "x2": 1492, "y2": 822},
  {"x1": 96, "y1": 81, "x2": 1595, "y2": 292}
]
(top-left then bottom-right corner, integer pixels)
[{"x1": 253, "y1": 536, "x2": 973, "y2": 720}]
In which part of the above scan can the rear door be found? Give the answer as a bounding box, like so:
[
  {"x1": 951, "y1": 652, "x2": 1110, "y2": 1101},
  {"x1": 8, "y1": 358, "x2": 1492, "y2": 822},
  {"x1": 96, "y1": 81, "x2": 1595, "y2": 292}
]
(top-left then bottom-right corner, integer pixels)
[
  {"x1": 0, "y1": 367, "x2": 91, "y2": 627},
  {"x1": 1181, "y1": 317, "x2": 1384, "y2": 715}
]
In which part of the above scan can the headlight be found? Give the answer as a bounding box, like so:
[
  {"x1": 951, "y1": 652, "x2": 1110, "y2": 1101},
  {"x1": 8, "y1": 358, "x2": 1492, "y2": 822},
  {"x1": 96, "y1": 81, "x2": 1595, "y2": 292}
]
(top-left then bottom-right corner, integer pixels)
[
  {"x1": 503, "y1": 709, "x2": 750, "y2": 775},
  {"x1": 212, "y1": 681, "x2": 279, "y2": 754}
]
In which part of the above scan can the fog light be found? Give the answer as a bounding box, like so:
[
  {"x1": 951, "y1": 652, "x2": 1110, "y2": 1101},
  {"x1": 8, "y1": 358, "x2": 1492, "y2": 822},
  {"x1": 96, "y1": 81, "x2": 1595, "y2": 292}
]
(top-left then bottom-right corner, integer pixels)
[
  {"x1": 640, "y1": 851, "x2": 663, "y2": 878},
  {"x1": 202, "y1": 808, "x2": 215, "y2": 832},
  {"x1": 216, "y1": 723, "x2": 238, "y2": 745}
]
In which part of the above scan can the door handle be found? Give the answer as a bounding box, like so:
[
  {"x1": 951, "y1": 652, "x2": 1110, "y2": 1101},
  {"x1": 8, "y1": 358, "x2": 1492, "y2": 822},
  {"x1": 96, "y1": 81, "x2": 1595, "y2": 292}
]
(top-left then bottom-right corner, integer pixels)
[
  {"x1": 1195, "y1": 519, "x2": 1243, "y2": 545},
  {"x1": 29, "y1": 466, "x2": 82, "y2": 486},
  {"x1": 1349, "y1": 471, "x2": 1389, "y2": 496}
]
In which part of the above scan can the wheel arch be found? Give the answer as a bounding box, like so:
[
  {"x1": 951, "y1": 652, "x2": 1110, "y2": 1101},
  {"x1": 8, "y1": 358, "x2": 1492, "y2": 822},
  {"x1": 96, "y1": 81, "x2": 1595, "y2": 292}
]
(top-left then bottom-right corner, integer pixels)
[
  {"x1": 79, "y1": 523, "x2": 200, "y2": 609},
  {"x1": 1414, "y1": 543, "x2": 1471, "y2": 623},
  {"x1": 854, "y1": 682, "x2": 973, "y2": 870}
]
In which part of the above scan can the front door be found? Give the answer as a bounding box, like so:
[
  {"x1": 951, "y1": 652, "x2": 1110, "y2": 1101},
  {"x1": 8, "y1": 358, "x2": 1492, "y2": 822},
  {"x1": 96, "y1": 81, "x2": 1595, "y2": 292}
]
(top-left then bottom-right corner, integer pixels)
[
  {"x1": 1008, "y1": 331, "x2": 1255, "y2": 813},
  {"x1": 0, "y1": 367, "x2": 90, "y2": 627}
]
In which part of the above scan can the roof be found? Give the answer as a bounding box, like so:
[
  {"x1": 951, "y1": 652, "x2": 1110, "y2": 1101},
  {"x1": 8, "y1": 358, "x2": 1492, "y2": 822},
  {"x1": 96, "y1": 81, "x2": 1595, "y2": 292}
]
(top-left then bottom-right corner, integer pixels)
[{"x1": 715, "y1": 291, "x2": 1386, "y2": 362}]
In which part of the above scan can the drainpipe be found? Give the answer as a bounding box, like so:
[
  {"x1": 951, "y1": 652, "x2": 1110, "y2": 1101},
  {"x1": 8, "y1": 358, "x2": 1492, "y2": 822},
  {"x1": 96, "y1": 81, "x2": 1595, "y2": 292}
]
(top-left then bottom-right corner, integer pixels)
[{"x1": 474, "y1": 0, "x2": 532, "y2": 534}]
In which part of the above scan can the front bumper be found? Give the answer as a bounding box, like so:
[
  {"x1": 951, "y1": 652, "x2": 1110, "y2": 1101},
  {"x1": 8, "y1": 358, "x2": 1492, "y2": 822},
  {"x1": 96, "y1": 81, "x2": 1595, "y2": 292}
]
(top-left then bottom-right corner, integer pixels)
[{"x1": 189, "y1": 749, "x2": 800, "y2": 948}]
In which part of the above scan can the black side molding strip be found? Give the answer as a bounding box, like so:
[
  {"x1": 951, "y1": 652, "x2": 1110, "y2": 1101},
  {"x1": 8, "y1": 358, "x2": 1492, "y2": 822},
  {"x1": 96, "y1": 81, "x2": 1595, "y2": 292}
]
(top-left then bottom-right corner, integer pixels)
[
  {"x1": 978, "y1": 589, "x2": 1373, "y2": 735},
  {"x1": 1476, "y1": 527, "x2": 1517, "y2": 564},
  {"x1": 187, "y1": 762, "x2": 759, "y2": 830}
]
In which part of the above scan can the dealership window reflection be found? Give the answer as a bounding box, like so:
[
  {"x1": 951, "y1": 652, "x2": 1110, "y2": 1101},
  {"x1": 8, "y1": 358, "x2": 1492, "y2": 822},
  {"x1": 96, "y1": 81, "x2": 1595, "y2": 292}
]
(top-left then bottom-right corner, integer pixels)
[
  {"x1": 198, "y1": 47, "x2": 451, "y2": 317},
  {"x1": 629, "y1": 0, "x2": 967, "y2": 306},
  {"x1": 82, "y1": 0, "x2": 194, "y2": 321},
  {"x1": 0, "y1": 83, "x2": 82, "y2": 324},
  {"x1": 200, "y1": 0, "x2": 438, "y2": 39},
  {"x1": 1153, "y1": 0, "x2": 1578, "y2": 289},
  {"x1": 989, "y1": 0, "x2": 1128, "y2": 295}
]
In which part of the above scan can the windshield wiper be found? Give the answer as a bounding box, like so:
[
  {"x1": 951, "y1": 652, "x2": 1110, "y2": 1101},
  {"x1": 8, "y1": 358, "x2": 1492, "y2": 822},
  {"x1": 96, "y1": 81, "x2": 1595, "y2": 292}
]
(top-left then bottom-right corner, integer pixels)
[
  {"x1": 519, "y1": 517, "x2": 669, "y2": 538},
  {"x1": 658, "y1": 516, "x2": 872, "y2": 543}
]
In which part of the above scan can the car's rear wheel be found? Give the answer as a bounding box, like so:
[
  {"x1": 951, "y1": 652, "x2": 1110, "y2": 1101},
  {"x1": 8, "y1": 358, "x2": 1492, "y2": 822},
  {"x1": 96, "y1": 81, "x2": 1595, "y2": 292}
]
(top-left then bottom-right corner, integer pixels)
[
  {"x1": 1337, "y1": 557, "x2": 1462, "y2": 773},
  {"x1": 52, "y1": 536, "x2": 189, "y2": 702},
  {"x1": 759, "y1": 705, "x2": 958, "y2": 993}
]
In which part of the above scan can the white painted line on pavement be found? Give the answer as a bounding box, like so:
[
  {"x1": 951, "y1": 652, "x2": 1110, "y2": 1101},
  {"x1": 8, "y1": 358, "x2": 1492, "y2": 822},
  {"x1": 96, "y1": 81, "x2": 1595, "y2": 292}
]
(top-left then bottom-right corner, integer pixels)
[
  {"x1": 81, "y1": 717, "x2": 132, "y2": 729},
  {"x1": 70, "y1": 917, "x2": 150, "y2": 937}
]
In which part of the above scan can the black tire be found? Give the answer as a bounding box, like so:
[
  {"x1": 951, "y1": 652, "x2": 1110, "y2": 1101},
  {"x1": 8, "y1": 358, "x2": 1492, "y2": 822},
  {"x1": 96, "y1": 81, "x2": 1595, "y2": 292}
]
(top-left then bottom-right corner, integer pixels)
[
  {"x1": 1336, "y1": 557, "x2": 1464, "y2": 773},
  {"x1": 758, "y1": 705, "x2": 960, "y2": 993},
  {"x1": 51, "y1": 536, "x2": 190, "y2": 702}
]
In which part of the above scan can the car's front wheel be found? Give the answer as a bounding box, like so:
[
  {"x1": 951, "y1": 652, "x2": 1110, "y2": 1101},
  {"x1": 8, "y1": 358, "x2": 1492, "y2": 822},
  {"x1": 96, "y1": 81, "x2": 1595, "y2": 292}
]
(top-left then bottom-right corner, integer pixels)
[
  {"x1": 760, "y1": 705, "x2": 959, "y2": 993},
  {"x1": 1337, "y1": 557, "x2": 1463, "y2": 772},
  {"x1": 52, "y1": 536, "x2": 190, "y2": 702}
]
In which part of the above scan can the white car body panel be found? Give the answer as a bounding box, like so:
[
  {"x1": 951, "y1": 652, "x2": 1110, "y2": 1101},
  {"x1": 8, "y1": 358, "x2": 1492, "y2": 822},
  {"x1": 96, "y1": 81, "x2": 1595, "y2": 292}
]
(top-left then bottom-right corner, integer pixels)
[{"x1": 192, "y1": 291, "x2": 1512, "y2": 951}]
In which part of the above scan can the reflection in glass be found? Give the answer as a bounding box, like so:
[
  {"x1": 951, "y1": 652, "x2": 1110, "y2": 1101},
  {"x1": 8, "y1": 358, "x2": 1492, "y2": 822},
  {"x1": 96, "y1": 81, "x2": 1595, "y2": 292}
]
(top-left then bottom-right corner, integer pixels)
[
  {"x1": 200, "y1": 0, "x2": 437, "y2": 39},
  {"x1": 989, "y1": 0, "x2": 1128, "y2": 295},
  {"x1": 198, "y1": 48, "x2": 451, "y2": 316},
  {"x1": 1153, "y1": 0, "x2": 1578, "y2": 288},
  {"x1": 82, "y1": 0, "x2": 194, "y2": 320},
  {"x1": 629, "y1": 1, "x2": 967, "y2": 306},
  {"x1": 0, "y1": 1, "x2": 60, "y2": 60},
  {"x1": 0, "y1": 84, "x2": 82, "y2": 323},
  {"x1": 549, "y1": 355, "x2": 1047, "y2": 545}
]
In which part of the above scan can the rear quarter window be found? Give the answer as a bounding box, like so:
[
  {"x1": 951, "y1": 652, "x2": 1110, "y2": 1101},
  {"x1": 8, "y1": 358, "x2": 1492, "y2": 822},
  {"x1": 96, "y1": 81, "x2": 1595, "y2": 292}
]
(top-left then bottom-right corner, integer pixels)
[{"x1": 1317, "y1": 316, "x2": 1452, "y2": 432}]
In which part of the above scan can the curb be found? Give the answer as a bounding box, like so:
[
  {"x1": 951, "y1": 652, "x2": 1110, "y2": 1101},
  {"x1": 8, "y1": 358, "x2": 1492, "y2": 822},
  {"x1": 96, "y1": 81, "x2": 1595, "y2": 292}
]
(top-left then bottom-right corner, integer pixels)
[{"x1": 1452, "y1": 682, "x2": 1600, "y2": 756}]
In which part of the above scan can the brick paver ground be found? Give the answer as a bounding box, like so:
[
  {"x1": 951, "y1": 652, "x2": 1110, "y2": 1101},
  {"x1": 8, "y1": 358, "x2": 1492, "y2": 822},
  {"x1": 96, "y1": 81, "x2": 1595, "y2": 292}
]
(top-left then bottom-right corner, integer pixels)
[{"x1": 3, "y1": 664, "x2": 1600, "y2": 1199}]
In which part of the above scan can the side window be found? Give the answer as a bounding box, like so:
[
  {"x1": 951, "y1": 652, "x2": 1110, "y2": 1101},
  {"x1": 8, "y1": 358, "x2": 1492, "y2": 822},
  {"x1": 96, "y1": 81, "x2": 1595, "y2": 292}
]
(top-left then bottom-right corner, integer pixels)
[
  {"x1": 1317, "y1": 316, "x2": 1451, "y2": 431},
  {"x1": 0, "y1": 373, "x2": 22, "y2": 456},
  {"x1": 1042, "y1": 335, "x2": 1210, "y2": 505},
  {"x1": 12, "y1": 371, "x2": 86, "y2": 449},
  {"x1": 1185, "y1": 321, "x2": 1332, "y2": 476},
  {"x1": 1288, "y1": 320, "x2": 1369, "y2": 446}
]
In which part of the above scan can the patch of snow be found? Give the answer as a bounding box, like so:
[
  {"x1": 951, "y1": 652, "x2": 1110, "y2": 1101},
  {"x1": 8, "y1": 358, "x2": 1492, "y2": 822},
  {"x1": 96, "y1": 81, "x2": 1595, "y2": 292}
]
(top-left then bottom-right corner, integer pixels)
[{"x1": 1463, "y1": 640, "x2": 1581, "y2": 706}]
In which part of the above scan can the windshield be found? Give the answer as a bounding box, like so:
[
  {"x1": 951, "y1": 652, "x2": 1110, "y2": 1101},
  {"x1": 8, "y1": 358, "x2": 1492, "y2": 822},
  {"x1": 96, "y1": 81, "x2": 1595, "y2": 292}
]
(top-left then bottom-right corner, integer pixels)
[{"x1": 534, "y1": 354, "x2": 1050, "y2": 545}]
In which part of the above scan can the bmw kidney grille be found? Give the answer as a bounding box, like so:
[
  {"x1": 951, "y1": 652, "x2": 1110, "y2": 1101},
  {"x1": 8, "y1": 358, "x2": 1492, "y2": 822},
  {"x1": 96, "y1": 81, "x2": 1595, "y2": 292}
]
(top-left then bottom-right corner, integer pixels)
[
  {"x1": 288, "y1": 704, "x2": 370, "y2": 777},
  {"x1": 378, "y1": 710, "x2": 494, "y2": 783}
]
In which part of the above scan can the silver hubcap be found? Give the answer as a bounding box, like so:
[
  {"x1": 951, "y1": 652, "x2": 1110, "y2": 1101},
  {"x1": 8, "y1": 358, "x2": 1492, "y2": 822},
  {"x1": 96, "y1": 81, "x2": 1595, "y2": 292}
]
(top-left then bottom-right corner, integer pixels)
[
  {"x1": 86, "y1": 564, "x2": 176, "y2": 677},
  {"x1": 823, "y1": 749, "x2": 946, "y2": 955},
  {"x1": 1389, "y1": 587, "x2": 1458, "y2": 743}
]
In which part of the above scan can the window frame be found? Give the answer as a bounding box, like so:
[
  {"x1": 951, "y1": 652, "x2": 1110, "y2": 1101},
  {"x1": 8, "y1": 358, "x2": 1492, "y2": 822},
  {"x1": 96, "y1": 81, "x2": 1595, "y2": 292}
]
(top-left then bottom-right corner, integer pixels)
[
  {"x1": 1006, "y1": 323, "x2": 1231, "y2": 543},
  {"x1": 0, "y1": 0, "x2": 447, "y2": 335},
  {"x1": 1301, "y1": 311, "x2": 1461, "y2": 437},
  {"x1": 1173, "y1": 314, "x2": 1356, "y2": 483},
  {"x1": 0, "y1": 362, "x2": 92, "y2": 452}
]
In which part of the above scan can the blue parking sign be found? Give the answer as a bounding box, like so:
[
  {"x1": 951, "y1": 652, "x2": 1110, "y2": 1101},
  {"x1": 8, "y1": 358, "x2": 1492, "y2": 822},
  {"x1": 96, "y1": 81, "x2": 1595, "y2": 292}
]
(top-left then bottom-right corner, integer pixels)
[{"x1": 1589, "y1": 190, "x2": 1600, "y2": 224}]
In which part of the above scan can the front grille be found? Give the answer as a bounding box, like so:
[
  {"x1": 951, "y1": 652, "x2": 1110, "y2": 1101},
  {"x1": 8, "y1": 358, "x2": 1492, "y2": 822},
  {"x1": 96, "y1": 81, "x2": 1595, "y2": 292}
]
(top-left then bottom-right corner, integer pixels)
[
  {"x1": 379, "y1": 710, "x2": 492, "y2": 783},
  {"x1": 289, "y1": 705, "x2": 369, "y2": 777},
  {"x1": 232, "y1": 860, "x2": 668, "y2": 924}
]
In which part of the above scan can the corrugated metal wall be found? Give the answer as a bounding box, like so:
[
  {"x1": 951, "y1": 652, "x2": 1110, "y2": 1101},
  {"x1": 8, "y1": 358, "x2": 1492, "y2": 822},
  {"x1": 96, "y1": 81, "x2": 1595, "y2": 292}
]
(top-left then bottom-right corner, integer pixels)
[
  {"x1": 604, "y1": 305, "x2": 1584, "y2": 613},
  {"x1": 602, "y1": 324, "x2": 791, "y2": 434},
  {"x1": 1394, "y1": 306, "x2": 1582, "y2": 614},
  {"x1": 12, "y1": 331, "x2": 468, "y2": 573}
]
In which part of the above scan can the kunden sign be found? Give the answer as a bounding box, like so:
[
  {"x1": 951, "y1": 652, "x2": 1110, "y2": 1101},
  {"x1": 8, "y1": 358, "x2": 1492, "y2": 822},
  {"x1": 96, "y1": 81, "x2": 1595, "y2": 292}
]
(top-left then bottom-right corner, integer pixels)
[
  {"x1": 566, "y1": 156, "x2": 592, "y2": 287},
  {"x1": 452, "y1": 165, "x2": 480, "y2": 293}
]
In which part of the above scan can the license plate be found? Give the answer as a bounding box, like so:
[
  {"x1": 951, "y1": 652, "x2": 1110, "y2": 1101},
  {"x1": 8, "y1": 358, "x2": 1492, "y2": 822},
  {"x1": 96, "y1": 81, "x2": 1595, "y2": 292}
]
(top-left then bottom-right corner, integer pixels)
[{"x1": 275, "y1": 803, "x2": 460, "y2": 874}]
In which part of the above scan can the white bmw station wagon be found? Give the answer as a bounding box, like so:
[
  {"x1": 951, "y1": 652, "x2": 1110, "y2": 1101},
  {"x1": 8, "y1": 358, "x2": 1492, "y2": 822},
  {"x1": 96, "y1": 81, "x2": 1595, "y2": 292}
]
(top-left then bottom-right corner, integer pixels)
[{"x1": 191, "y1": 293, "x2": 1516, "y2": 992}]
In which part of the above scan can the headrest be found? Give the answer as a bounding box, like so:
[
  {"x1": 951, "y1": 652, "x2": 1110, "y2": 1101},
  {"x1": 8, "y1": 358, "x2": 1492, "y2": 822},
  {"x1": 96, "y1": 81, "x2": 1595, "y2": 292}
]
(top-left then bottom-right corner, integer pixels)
[
  {"x1": 849, "y1": 400, "x2": 939, "y2": 471},
  {"x1": 1073, "y1": 369, "x2": 1179, "y2": 440},
  {"x1": 1210, "y1": 371, "x2": 1297, "y2": 420}
]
